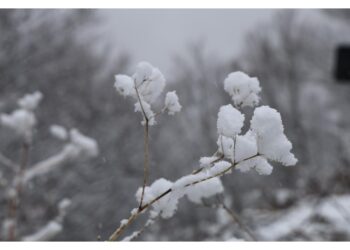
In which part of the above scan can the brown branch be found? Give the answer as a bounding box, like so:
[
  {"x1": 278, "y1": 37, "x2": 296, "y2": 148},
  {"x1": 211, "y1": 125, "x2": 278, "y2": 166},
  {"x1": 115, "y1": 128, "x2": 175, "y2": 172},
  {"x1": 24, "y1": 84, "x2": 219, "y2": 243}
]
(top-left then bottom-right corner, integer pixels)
[
  {"x1": 134, "y1": 83, "x2": 150, "y2": 209},
  {"x1": 7, "y1": 141, "x2": 30, "y2": 241},
  {"x1": 221, "y1": 201, "x2": 257, "y2": 241},
  {"x1": 108, "y1": 154, "x2": 259, "y2": 241}
]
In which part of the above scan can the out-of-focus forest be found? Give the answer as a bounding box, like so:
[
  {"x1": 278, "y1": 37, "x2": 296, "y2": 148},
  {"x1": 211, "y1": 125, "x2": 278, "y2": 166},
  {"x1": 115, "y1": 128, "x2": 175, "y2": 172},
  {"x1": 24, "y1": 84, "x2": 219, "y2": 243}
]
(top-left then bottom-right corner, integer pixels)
[{"x1": 1, "y1": 9, "x2": 350, "y2": 241}]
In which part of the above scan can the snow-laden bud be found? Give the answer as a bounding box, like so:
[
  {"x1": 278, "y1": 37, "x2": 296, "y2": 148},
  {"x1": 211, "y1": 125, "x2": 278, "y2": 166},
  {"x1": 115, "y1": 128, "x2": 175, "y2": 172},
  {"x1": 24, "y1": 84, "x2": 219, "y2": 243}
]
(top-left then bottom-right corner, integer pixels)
[
  {"x1": 17, "y1": 91, "x2": 43, "y2": 111},
  {"x1": 69, "y1": 129, "x2": 99, "y2": 158},
  {"x1": 164, "y1": 91, "x2": 182, "y2": 115},
  {"x1": 134, "y1": 100, "x2": 156, "y2": 126},
  {"x1": 133, "y1": 61, "x2": 154, "y2": 86},
  {"x1": 50, "y1": 125, "x2": 68, "y2": 140},
  {"x1": 0, "y1": 109, "x2": 36, "y2": 140},
  {"x1": 224, "y1": 71, "x2": 261, "y2": 108},
  {"x1": 217, "y1": 104, "x2": 244, "y2": 137},
  {"x1": 251, "y1": 106, "x2": 297, "y2": 166},
  {"x1": 114, "y1": 75, "x2": 135, "y2": 97},
  {"x1": 136, "y1": 66, "x2": 166, "y2": 104}
]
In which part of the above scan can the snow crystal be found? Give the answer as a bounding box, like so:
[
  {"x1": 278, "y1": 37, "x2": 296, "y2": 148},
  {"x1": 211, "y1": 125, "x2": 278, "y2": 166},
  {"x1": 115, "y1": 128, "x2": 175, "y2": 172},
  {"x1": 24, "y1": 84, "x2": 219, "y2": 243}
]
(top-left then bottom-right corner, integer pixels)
[
  {"x1": 50, "y1": 125, "x2": 68, "y2": 140},
  {"x1": 223, "y1": 71, "x2": 261, "y2": 108},
  {"x1": 134, "y1": 100, "x2": 156, "y2": 126},
  {"x1": 69, "y1": 129, "x2": 99, "y2": 158},
  {"x1": 217, "y1": 104, "x2": 244, "y2": 137},
  {"x1": 114, "y1": 74, "x2": 135, "y2": 97},
  {"x1": 135, "y1": 178, "x2": 177, "y2": 219},
  {"x1": 209, "y1": 160, "x2": 232, "y2": 176},
  {"x1": 164, "y1": 91, "x2": 182, "y2": 115},
  {"x1": 235, "y1": 131, "x2": 258, "y2": 162},
  {"x1": 255, "y1": 157, "x2": 273, "y2": 175},
  {"x1": 134, "y1": 62, "x2": 166, "y2": 104},
  {"x1": 17, "y1": 91, "x2": 43, "y2": 111},
  {"x1": 235, "y1": 156, "x2": 273, "y2": 175},
  {"x1": 199, "y1": 156, "x2": 220, "y2": 168},
  {"x1": 133, "y1": 61, "x2": 154, "y2": 86},
  {"x1": 0, "y1": 109, "x2": 36, "y2": 139},
  {"x1": 186, "y1": 177, "x2": 224, "y2": 204},
  {"x1": 251, "y1": 106, "x2": 297, "y2": 166},
  {"x1": 217, "y1": 136, "x2": 234, "y2": 162}
]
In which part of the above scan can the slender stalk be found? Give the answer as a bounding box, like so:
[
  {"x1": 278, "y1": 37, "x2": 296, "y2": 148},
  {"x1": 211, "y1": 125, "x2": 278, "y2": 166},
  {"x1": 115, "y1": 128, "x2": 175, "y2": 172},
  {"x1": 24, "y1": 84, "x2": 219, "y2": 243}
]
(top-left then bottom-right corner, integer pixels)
[
  {"x1": 108, "y1": 154, "x2": 259, "y2": 241},
  {"x1": 134, "y1": 84, "x2": 150, "y2": 209},
  {"x1": 221, "y1": 201, "x2": 257, "y2": 241},
  {"x1": 7, "y1": 141, "x2": 30, "y2": 241}
]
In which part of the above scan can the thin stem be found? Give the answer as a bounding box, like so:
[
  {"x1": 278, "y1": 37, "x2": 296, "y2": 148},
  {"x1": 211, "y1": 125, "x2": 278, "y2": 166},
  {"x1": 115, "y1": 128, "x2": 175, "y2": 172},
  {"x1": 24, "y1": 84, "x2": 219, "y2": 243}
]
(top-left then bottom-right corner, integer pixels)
[
  {"x1": 7, "y1": 141, "x2": 30, "y2": 241},
  {"x1": 134, "y1": 83, "x2": 150, "y2": 209},
  {"x1": 108, "y1": 154, "x2": 259, "y2": 241},
  {"x1": 221, "y1": 201, "x2": 257, "y2": 241}
]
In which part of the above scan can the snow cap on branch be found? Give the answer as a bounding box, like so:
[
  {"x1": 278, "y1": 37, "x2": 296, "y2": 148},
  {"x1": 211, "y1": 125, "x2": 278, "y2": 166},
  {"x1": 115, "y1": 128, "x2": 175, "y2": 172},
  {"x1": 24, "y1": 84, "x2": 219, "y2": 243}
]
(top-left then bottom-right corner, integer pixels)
[
  {"x1": 17, "y1": 91, "x2": 43, "y2": 111},
  {"x1": 164, "y1": 91, "x2": 182, "y2": 115},
  {"x1": 50, "y1": 125, "x2": 68, "y2": 140},
  {"x1": 250, "y1": 106, "x2": 297, "y2": 166},
  {"x1": 224, "y1": 71, "x2": 261, "y2": 108},
  {"x1": 136, "y1": 178, "x2": 178, "y2": 219},
  {"x1": 133, "y1": 62, "x2": 166, "y2": 104},
  {"x1": 217, "y1": 104, "x2": 244, "y2": 137},
  {"x1": 114, "y1": 75, "x2": 135, "y2": 97},
  {"x1": 0, "y1": 109, "x2": 36, "y2": 140},
  {"x1": 186, "y1": 177, "x2": 224, "y2": 204},
  {"x1": 69, "y1": 129, "x2": 99, "y2": 158}
]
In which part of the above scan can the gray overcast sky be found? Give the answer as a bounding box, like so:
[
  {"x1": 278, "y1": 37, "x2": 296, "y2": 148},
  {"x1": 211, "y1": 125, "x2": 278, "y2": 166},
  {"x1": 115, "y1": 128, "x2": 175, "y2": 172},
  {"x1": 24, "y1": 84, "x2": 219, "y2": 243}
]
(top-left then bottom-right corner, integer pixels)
[{"x1": 98, "y1": 9, "x2": 274, "y2": 74}]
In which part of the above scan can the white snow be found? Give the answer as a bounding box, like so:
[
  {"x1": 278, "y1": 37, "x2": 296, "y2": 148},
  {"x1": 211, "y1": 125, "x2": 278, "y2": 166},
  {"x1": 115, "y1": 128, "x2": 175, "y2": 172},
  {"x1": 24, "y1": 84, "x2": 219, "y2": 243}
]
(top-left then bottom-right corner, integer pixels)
[
  {"x1": 22, "y1": 221, "x2": 62, "y2": 241},
  {"x1": 114, "y1": 74, "x2": 135, "y2": 97},
  {"x1": 223, "y1": 71, "x2": 261, "y2": 108},
  {"x1": 17, "y1": 91, "x2": 43, "y2": 111},
  {"x1": 134, "y1": 100, "x2": 156, "y2": 126},
  {"x1": 0, "y1": 109, "x2": 36, "y2": 139},
  {"x1": 208, "y1": 160, "x2": 232, "y2": 176},
  {"x1": 135, "y1": 178, "x2": 177, "y2": 219},
  {"x1": 250, "y1": 106, "x2": 297, "y2": 166},
  {"x1": 199, "y1": 156, "x2": 220, "y2": 169},
  {"x1": 217, "y1": 136, "x2": 234, "y2": 162},
  {"x1": 217, "y1": 104, "x2": 244, "y2": 137},
  {"x1": 134, "y1": 62, "x2": 166, "y2": 104},
  {"x1": 164, "y1": 91, "x2": 182, "y2": 115},
  {"x1": 235, "y1": 131, "x2": 258, "y2": 162},
  {"x1": 50, "y1": 125, "x2": 68, "y2": 140},
  {"x1": 69, "y1": 129, "x2": 99, "y2": 158},
  {"x1": 185, "y1": 177, "x2": 224, "y2": 204}
]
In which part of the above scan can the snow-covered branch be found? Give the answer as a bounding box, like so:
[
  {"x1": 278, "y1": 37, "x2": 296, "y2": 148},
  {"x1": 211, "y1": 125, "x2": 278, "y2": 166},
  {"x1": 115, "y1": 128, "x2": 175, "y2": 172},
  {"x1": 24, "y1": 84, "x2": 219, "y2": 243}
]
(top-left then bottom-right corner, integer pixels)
[{"x1": 110, "y1": 63, "x2": 297, "y2": 241}]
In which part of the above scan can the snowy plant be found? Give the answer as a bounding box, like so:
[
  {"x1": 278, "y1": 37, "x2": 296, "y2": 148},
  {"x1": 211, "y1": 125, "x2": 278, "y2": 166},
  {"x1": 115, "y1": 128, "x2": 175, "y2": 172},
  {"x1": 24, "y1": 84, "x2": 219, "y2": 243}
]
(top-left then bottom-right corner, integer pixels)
[
  {"x1": 0, "y1": 92, "x2": 98, "y2": 241},
  {"x1": 109, "y1": 63, "x2": 297, "y2": 241}
]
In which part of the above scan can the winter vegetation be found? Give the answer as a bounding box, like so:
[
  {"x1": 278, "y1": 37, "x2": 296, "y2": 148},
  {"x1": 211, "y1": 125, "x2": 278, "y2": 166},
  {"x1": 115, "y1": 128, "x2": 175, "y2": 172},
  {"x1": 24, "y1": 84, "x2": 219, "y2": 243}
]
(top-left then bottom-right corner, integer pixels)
[
  {"x1": 109, "y1": 62, "x2": 297, "y2": 241},
  {"x1": 1, "y1": 9, "x2": 350, "y2": 242}
]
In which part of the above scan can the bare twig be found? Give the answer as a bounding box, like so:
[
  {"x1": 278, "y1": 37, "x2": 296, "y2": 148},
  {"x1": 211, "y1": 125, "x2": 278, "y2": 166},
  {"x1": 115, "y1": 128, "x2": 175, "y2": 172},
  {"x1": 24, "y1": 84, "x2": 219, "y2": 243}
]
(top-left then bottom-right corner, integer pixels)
[
  {"x1": 0, "y1": 152, "x2": 20, "y2": 171},
  {"x1": 108, "y1": 154, "x2": 259, "y2": 241},
  {"x1": 220, "y1": 200, "x2": 257, "y2": 241},
  {"x1": 134, "y1": 84, "x2": 150, "y2": 209},
  {"x1": 7, "y1": 141, "x2": 30, "y2": 241}
]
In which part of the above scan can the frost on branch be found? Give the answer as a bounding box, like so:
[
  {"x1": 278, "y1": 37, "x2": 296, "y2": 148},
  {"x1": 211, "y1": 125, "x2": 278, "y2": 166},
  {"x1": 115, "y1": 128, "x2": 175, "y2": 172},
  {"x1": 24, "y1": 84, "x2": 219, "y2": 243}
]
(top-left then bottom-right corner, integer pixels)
[
  {"x1": 223, "y1": 71, "x2": 261, "y2": 108},
  {"x1": 114, "y1": 61, "x2": 181, "y2": 126},
  {"x1": 250, "y1": 106, "x2": 297, "y2": 166},
  {"x1": 217, "y1": 104, "x2": 244, "y2": 137},
  {"x1": 50, "y1": 125, "x2": 68, "y2": 141},
  {"x1": 17, "y1": 91, "x2": 43, "y2": 111},
  {"x1": 186, "y1": 177, "x2": 224, "y2": 204},
  {"x1": 136, "y1": 178, "x2": 178, "y2": 219},
  {"x1": 164, "y1": 91, "x2": 182, "y2": 115},
  {"x1": 0, "y1": 91, "x2": 43, "y2": 142}
]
